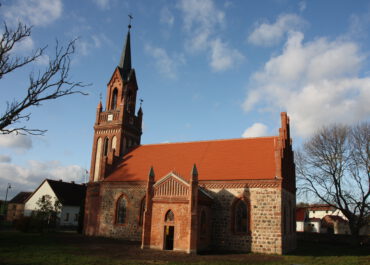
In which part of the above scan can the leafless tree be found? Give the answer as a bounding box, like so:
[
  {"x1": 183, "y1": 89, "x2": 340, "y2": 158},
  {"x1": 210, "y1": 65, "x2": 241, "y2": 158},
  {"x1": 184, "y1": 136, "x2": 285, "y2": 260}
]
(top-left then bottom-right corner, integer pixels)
[
  {"x1": 297, "y1": 123, "x2": 370, "y2": 242},
  {"x1": 0, "y1": 22, "x2": 89, "y2": 135}
]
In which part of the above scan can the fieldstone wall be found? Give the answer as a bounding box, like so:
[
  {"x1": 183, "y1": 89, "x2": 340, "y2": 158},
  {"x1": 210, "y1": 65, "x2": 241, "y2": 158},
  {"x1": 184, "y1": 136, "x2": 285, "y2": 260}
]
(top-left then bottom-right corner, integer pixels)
[
  {"x1": 98, "y1": 183, "x2": 146, "y2": 241},
  {"x1": 207, "y1": 186, "x2": 283, "y2": 254}
]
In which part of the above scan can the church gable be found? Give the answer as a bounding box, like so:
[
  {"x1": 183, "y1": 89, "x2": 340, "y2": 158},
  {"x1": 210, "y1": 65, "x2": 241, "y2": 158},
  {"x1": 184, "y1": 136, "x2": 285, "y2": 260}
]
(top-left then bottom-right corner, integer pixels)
[{"x1": 153, "y1": 172, "x2": 189, "y2": 198}]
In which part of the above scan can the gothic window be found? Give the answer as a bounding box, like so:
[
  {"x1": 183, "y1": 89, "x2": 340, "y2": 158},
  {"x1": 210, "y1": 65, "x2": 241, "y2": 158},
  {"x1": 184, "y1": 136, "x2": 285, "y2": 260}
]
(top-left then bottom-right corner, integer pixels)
[
  {"x1": 139, "y1": 196, "x2": 145, "y2": 226},
  {"x1": 200, "y1": 209, "x2": 207, "y2": 234},
  {"x1": 112, "y1": 88, "x2": 118, "y2": 110},
  {"x1": 126, "y1": 90, "x2": 132, "y2": 112},
  {"x1": 93, "y1": 137, "x2": 102, "y2": 181},
  {"x1": 165, "y1": 210, "x2": 174, "y2": 222},
  {"x1": 111, "y1": 136, "x2": 117, "y2": 151},
  {"x1": 116, "y1": 196, "x2": 127, "y2": 224},
  {"x1": 234, "y1": 199, "x2": 248, "y2": 233},
  {"x1": 103, "y1": 137, "x2": 109, "y2": 156}
]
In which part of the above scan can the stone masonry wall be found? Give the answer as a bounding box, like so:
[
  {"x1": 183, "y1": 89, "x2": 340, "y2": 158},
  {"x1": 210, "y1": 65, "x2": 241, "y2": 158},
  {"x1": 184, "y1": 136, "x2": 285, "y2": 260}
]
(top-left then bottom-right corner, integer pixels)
[
  {"x1": 207, "y1": 186, "x2": 283, "y2": 254},
  {"x1": 98, "y1": 183, "x2": 146, "y2": 241}
]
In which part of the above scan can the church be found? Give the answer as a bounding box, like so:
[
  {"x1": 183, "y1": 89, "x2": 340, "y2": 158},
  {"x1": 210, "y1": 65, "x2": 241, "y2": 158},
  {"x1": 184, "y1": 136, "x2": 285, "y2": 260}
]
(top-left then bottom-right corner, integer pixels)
[{"x1": 83, "y1": 24, "x2": 297, "y2": 255}]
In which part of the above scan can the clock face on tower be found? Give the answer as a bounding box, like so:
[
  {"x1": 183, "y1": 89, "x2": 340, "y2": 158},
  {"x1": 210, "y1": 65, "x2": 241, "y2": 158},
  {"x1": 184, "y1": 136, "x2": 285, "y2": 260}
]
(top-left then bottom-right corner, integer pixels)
[{"x1": 108, "y1": 114, "x2": 113, "y2": 121}]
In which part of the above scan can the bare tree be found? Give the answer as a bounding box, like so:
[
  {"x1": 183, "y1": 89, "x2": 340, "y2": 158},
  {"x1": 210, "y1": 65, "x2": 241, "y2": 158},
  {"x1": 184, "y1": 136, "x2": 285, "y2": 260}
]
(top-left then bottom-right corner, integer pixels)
[
  {"x1": 0, "y1": 22, "x2": 89, "y2": 135},
  {"x1": 297, "y1": 123, "x2": 369, "y2": 242}
]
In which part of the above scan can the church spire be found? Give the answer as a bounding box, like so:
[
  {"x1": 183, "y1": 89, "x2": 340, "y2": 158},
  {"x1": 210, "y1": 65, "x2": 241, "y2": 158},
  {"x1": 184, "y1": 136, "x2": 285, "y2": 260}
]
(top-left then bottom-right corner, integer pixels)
[{"x1": 118, "y1": 15, "x2": 133, "y2": 80}]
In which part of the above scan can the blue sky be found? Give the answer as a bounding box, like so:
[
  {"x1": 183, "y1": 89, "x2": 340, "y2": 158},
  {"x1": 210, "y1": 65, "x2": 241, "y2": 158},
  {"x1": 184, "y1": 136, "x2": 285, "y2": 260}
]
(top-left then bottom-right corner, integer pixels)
[{"x1": 1, "y1": 0, "x2": 370, "y2": 200}]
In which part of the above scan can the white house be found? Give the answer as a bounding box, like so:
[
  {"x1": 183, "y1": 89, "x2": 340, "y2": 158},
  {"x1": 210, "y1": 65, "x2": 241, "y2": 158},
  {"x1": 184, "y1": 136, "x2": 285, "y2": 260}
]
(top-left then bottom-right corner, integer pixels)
[
  {"x1": 307, "y1": 204, "x2": 347, "y2": 220},
  {"x1": 24, "y1": 179, "x2": 86, "y2": 227},
  {"x1": 296, "y1": 207, "x2": 307, "y2": 232}
]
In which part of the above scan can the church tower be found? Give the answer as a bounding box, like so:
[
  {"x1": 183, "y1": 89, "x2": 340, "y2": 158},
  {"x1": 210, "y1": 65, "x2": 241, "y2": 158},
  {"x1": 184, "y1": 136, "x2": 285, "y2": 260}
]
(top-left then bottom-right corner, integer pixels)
[{"x1": 89, "y1": 22, "x2": 143, "y2": 182}]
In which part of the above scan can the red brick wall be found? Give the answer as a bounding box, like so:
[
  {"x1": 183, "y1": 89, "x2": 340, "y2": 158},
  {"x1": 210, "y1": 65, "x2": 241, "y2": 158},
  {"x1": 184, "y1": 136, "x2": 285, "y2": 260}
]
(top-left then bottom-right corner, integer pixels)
[{"x1": 149, "y1": 201, "x2": 190, "y2": 252}]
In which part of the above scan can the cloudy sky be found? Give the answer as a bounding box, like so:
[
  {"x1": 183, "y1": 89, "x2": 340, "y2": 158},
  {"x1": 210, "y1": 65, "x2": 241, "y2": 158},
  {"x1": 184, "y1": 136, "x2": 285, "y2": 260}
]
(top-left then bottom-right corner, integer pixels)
[{"x1": 1, "y1": 0, "x2": 369, "y2": 200}]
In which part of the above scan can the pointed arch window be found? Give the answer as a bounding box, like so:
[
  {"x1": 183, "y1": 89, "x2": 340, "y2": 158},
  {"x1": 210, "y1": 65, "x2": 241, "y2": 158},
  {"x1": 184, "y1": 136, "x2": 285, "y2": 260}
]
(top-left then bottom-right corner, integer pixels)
[
  {"x1": 103, "y1": 137, "x2": 109, "y2": 156},
  {"x1": 112, "y1": 88, "x2": 118, "y2": 110},
  {"x1": 233, "y1": 199, "x2": 248, "y2": 234},
  {"x1": 116, "y1": 195, "x2": 127, "y2": 224},
  {"x1": 165, "y1": 210, "x2": 174, "y2": 222},
  {"x1": 93, "y1": 137, "x2": 102, "y2": 182}
]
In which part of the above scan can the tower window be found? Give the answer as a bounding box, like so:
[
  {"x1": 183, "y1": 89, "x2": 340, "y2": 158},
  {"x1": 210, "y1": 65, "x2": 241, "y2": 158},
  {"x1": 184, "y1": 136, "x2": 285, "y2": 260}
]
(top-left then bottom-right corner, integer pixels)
[
  {"x1": 103, "y1": 137, "x2": 109, "y2": 156},
  {"x1": 112, "y1": 88, "x2": 118, "y2": 110}
]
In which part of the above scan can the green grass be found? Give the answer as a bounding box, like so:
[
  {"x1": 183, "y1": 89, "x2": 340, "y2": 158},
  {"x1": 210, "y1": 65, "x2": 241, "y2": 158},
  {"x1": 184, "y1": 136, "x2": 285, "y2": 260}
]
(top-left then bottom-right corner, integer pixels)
[{"x1": 0, "y1": 231, "x2": 368, "y2": 265}]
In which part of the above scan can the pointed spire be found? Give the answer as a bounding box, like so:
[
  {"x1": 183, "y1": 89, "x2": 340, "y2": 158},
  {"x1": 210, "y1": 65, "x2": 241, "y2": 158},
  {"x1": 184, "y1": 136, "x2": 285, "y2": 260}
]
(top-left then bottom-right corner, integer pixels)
[
  {"x1": 148, "y1": 166, "x2": 155, "y2": 181},
  {"x1": 118, "y1": 15, "x2": 133, "y2": 80},
  {"x1": 191, "y1": 164, "x2": 198, "y2": 179}
]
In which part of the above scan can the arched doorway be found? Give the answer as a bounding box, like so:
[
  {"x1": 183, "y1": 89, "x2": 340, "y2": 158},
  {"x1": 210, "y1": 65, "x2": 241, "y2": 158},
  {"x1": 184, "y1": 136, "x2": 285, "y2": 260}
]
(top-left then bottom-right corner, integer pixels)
[{"x1": 164, "y1": 210, "x2": 174, "y2": 250}]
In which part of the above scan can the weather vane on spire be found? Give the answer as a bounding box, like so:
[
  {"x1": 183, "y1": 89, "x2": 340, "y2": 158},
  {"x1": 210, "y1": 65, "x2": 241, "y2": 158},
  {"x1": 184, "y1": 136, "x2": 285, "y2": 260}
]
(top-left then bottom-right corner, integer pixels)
[
  {"x1": 99, "y1": 92, "x2": 102, "y2": 102},
  {"x1": 128, "y1": 14, "x2": 133, "y2": 29},
  {"x1": 139, "y1": 98, "x2": 143, "y2": 107}
]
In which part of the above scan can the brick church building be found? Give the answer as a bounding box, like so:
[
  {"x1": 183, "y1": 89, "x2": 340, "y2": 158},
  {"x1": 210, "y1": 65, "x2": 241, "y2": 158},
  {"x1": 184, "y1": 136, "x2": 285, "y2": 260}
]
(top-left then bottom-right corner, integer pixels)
[{"x1": 83, "y1": 25, "x2": 297, "y2": 255}]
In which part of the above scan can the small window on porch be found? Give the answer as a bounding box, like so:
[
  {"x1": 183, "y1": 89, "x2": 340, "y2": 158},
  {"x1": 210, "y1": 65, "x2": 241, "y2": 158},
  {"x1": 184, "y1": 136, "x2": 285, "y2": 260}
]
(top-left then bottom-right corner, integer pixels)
[{"x1": 165, "y1": 210, "x2": 174, "y2": 222}]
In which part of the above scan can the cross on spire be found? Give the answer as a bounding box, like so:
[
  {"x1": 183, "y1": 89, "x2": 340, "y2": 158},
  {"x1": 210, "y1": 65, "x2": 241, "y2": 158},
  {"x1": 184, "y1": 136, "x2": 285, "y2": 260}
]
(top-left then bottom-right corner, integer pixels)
[
  {"x1": 128, "y1": 14, "x2": 133, "y2": 29},
  {"x1": 140, "y1": 98, "x2": 143, "y2": 107}
]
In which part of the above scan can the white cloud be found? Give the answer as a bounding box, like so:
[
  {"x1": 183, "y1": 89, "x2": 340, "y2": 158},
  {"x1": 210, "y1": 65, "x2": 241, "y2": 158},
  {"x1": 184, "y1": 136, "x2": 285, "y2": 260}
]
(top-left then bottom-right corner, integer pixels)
[
  {"x1": 210, "y1": 38, "x2": 244, "y2": 71},
  {"x1": 242, "y1": 123, "x2": 268, "y2": 138},
  {"x1": 145, "y1": 44, "x2": 185, "y2": 79},
  {"x1": 0, "y1": 155, "x2": 12, "y2": 163},
  {"x1": 0, "y1": 133, "x2": 32, "y2": 151},
  {"x1": 178, "y1": 0, "x2": 243, "y2": 71},
  {"x1": 35, "y1": 54, "x2": 50, "y2": 66},
  {"x1": 299, "y1": 1, "x2": 306, "y2": 12},
  {"x1": 248, "y1": 14, "x2": 306, "y2": 46},
  {"x1": 160, "y1": 7, "x2": 175, "y2": 27},
  {"x1": 0, "y1": 160, "x2": 88, "y2": 199},
  {"x1": 93, "y1": 0, "x2": 111, "y2": 10},
  {"x1": 12, "y1": 37, "x2": 34, "y2": 54},
  {"x1": 2, "y1": 0, "x2": 62, "y2": 26},
  {"x1": 76, "y1": 34, "x2": 110, "y2": 56},
  {"x1": 243, "y1": 31, "x2": 370, "y2": 137}
]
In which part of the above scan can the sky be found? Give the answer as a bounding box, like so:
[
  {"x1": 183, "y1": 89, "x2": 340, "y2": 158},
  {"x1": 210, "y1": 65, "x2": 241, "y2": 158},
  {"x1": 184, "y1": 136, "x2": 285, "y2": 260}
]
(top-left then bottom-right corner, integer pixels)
[{"x1": 1, "y1": 0, "x2": 370, "y2": 200}]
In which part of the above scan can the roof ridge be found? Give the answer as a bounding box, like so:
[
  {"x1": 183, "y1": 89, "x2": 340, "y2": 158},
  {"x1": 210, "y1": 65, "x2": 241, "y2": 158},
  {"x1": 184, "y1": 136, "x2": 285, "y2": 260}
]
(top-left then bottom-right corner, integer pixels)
[{"x1": 140, "y1": 136, "x2": 277, "y2": 147}]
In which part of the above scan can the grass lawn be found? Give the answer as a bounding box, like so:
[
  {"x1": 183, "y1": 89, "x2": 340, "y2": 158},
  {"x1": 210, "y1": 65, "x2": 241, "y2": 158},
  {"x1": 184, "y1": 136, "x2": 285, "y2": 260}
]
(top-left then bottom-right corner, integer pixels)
[{"x1": 0, "y1": 231, "x2": 368, "y2": 265}]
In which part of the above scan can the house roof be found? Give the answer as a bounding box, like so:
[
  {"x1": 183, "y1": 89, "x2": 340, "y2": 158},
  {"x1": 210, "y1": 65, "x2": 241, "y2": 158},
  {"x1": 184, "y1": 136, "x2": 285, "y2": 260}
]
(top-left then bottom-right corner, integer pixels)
[
  {"x1": 46, "y1": 179, "x2": 86, "y2": 206},
  {"x1": 323, "y1": 215, "x2": 348, "y2": 224},
  {"x1": 106, "y1": 137, "x2": 278, "y2": 182},
  {"x1": 9, "y1": 192, "x2": 32, "y2": 204},
  {"x1": 307, "y1": 204, "x2": 334, "y2": 211},
  {"x1": 308, "y1": 218, "x2": 321, "y2": 222},
  {"x1": 296, "y1": 207, "x2": 307, "y2": 221}
]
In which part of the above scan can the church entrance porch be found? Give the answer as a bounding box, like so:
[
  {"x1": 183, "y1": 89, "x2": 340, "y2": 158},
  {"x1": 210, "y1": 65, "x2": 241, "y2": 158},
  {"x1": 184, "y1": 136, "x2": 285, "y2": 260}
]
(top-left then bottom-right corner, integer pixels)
[{"x1": 164, "y1": 226, "x2": 174, "y2": 250}]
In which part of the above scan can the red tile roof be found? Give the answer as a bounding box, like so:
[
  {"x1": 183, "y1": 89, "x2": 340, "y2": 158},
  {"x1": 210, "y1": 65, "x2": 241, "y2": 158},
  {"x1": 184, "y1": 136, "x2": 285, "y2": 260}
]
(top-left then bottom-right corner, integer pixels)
[
  {"x1": 307, "y1": 204, "x2": 334, "y2": 211},
  {"x1": 296, "y1": 207, "x2": 307, "y2": 221},
  {"x1": 106, "y1": 137, "x2": 278, "y2": 182},
  {"x1": 9, "y1": 192, "x2": 32, "y2": 204}
]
